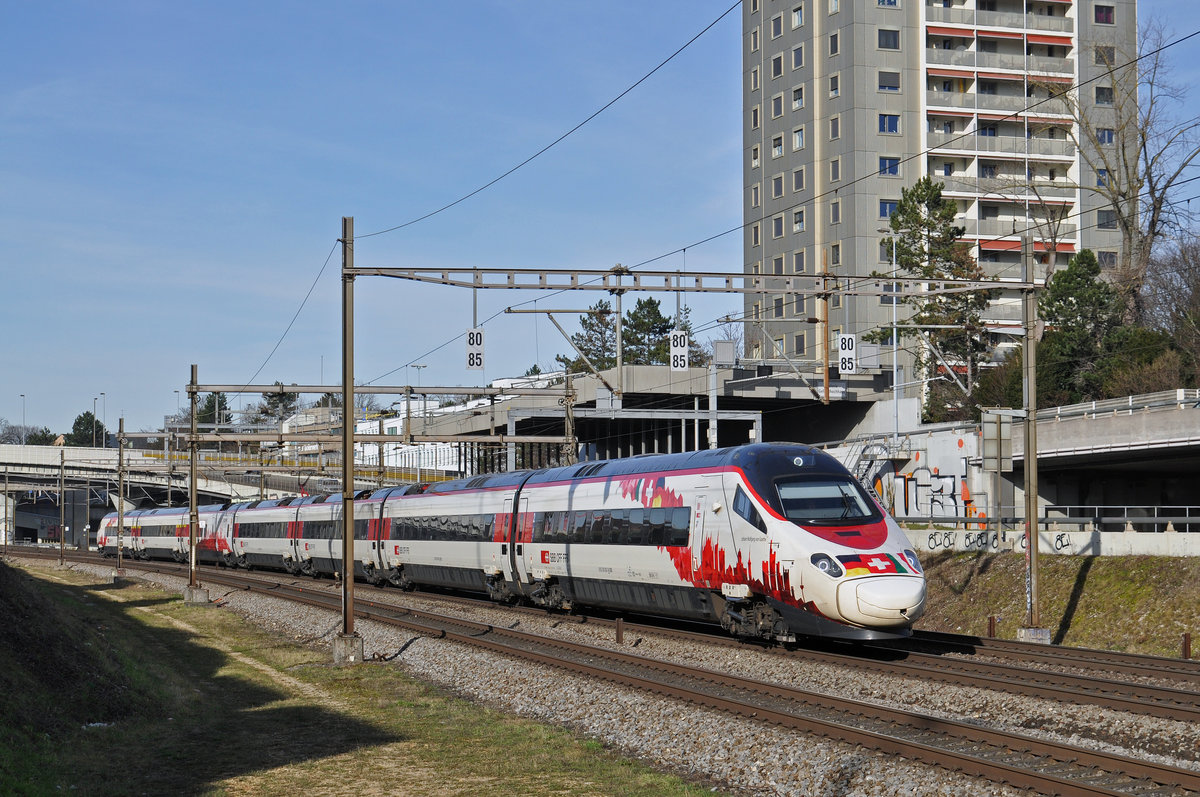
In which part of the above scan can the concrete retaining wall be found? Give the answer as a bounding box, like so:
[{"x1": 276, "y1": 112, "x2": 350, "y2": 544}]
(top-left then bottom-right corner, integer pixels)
[{"x1": 906, "y1": 527, "x2": 1200, "y2": 557}]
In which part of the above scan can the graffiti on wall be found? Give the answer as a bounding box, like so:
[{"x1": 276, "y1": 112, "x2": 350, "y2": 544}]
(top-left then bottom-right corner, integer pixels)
[{"x1": 868, "y1": 453, "x2": 985, "y2": 527}]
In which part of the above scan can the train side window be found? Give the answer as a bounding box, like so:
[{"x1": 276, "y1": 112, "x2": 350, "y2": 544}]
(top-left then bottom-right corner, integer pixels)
[
  {"x1": 647, "y1": 507, "x2": 667, "y2": 545},
  {"x1": 627, "y1": 508, "x2": 645, "y2": 545},
  {"x1": 733, "y1": 486, "x2": 768, "y2": 533},
  {"x1": 669, "y1": 507, "x2": 691, "y2": 546}
]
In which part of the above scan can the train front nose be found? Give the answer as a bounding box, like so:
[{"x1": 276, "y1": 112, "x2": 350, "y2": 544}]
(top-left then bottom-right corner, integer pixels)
[{"x1": 837, "y1": 576, "x2": 926, "y2": 626}]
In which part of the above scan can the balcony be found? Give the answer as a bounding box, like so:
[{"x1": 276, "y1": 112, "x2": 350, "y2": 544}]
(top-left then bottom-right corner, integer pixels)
[
  {"x1": 1027, "y1": 54, "x2": 1075, "y2": 75},
  {"x1": 926, "y1": 48, "x2": 976, "y2": 68},
  {"x1": 925, "y1": 5, "x2": 1075, "y2": 33},
  {"x1": 978, "y1": 178, "x2": 1077, "y2": 199},
  {"x1": 948, "y1": 133, "x2": 1076, "y2": 158},
  {"x1": 974, "y1": 94, "x2": 1033, "y2": 113},
  {"x1": 977, "y1": 219, "x2": 1078, "y2": 238},
  {"x1": 926, "y1": 5, "x2": 976, "y2": 25},
  {"x1": 926, "y1": 90, "x2": 977, "y2": 110},
  {"x1": 1024, "y1": 13, "x2": 1073, "y2": 33}
]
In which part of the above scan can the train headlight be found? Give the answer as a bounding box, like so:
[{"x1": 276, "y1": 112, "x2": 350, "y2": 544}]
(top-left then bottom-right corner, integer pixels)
[
  {"x1": 810, "y1": 553, "x2": 843, "y2": 579},
  {"x1": 902, "y1": 549, "x2": 923, "y2": 574}
]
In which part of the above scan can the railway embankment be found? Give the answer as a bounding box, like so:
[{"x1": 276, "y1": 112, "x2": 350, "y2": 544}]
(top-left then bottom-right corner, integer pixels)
[{"x1": 917, "y1": 550, "x2": 1200, "y2": 657}]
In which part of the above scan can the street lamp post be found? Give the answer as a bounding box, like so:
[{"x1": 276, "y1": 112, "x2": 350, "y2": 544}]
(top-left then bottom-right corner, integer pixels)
[
  {"x1": 100, "y1": 392, "x2": 106, "y2": 447},
  {"x1": 92, "y1": 397, "x2": 98, "y2": 448},
  {"x1": 19, "y1": 394, "x2": 25, "y2": 444}
]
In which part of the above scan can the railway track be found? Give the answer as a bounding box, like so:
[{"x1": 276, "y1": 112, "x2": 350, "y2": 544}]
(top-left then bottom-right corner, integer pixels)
[{"x1": 12, "y1": 550, "x2": 1200, "y2": 795}]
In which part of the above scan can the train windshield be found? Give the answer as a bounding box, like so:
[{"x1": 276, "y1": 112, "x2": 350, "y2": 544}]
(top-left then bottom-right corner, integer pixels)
[{"x1": 775, "y1": 476, "x2": 881, "y2": 527}]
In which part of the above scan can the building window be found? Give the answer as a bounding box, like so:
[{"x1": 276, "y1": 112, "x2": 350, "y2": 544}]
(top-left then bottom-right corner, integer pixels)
[
  {"x1": 1097, "y1": 250, "x2": 1117, "y2": 268},
  {"x1": 750, "y1": 184, "x2": 760, "y2": 208},
  {"x1": 772, "y1": 134, "x2": 784, "y2": 157},
  {"x1": 1097, "y1": 169, "x2": 1110, "y2": 187},
  {"x1": 1096, "y1": 85, "x2": 1114, "y2": 105},
  {"x1": 751, "y1": 105, "x2": 760, "y2": 129},
  {"x1": 878, "y1": 71, "x2": 900, "y2": 91},
  {"x1": 771, "y1": 54, "x2": 784, "y2": 80},
  {"x1": 1095, "y1": 4, "x2": 1115, "y2": 24},
  {"x1": 878, "y1": 0, "x2": 899, "y2": 6},
  {"x1": 794, "y1": 332, "x2": 807, "y2": 357},
  {"x1": 774, "y1": 297, "x2": 784, "y2": 318},
  {"x1": 793, "y1": 250, "x2": 806, "y2": 273},
  {"x1": 879, "y1": 156, "x2": 900, "y2": 176},
  {"x1": 1095, "y1": 45, "x2": 1115, "y2": 66},
  {"x1": 793, "y1": 126, "x2": 806, "y2": 150},
  {"x1": 830, "y1": 31, "x2": 839, "y2": 56},
  {"x1": 1098, "y1": 127, "x2": 1115, "y2": 145},
  {"x1": 831, "y1": 200, "x2": 841, "y2": 224},
  {"x1": 979, "y1": 80, "x2": 997, "y2": 95},
  {"x1": 829, "y1": 0, "x2": 839, "y2": 12},
  {"x1": 831, "y1": 242, "x2": 841, "y2": 265},
  {"x1": 792, "y1": 85, "x2": 805, "y2": 110},
  {"x1": 771, "y1": 174, "x2": 784, "y2": 198},
  {"x1": 880, "y1": 199, "x2": 898, "y2": 218},
  {"x1": 772, "y1": 256, "x2": 785, "y2": 275},
  {"x1": 771, "y1": 14, "x2": 784, "y2": 38},
  {"x1": 878, "y1": 29, "x2": 900, "y2": 50},
  {"x1": 879, "y1": 113, "x2": 900, "y2": 134},
  {"x1": 751, "y1": 0, "x2": 759, "y2": 11},
  {"x1": 830, "y1": 115, "x2": 840, "y2": 139},
  {"x1": 752, "y1": 223, "x2": 761, "y2": 247},
  {"x1": 980, "y1": 163, "x2": 997, "y2": 179},
  {"x1": 751, "y1": 27, "x2": 760, "y2": 52},
  {"x1": 880, "y1": 282, "x2": 900, "y2": 307},
  {"x1": 751, "y1": 145, "x2": 760, "y2": 168},
  {"x1": 830, "y1": 158, "x2": 841, "y2": 182},
  {"x1": 942, "y1": 162, "x2": 953, "y2": 177},
  {"x1": 750, "y1": 67, "x2": 760, "y2": 92},
  {"x1": 793, "y1": 208, "x2": 806, "y2": 232},
  {"x1": 1097, "y1": 209, "x2": 1118, "y2": 229},
  {"x1": 829, "y1": 73, "x2": 840, "y2": 97},
  {"x1": 792, "y1": 44, "x2": 804, "y2": 69},
  {"x1": 772, "y1": 215, "x2": 785, "y2": 238},
  {"x1": 978, "y1": 125, "x2": 997, "y2": 137},
  {"x1": 772, "y1": 94, "x2": 784, "y2": 118},
  {"x1": 793, "y1": 166, "x2": 806, "y2": 191},
  {"x1": 792, "y1": 4, "x2": 804, "y2": 28}
]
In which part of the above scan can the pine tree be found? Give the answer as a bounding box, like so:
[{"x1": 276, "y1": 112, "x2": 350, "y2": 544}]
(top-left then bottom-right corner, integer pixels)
[
  {"x1": 881, "y1": 176, "x2": 995, "y2": 422},
  {"x1": 555, "y1": 299, "x2": 616, "y2": 373}
]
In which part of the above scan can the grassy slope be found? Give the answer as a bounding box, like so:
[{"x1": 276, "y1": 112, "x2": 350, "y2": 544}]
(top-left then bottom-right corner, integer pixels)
[
  {"x1": 0, "y1": 562, "x2": 713, "y2": 797},
  {"x1": 916, "y1": 551, "x2": 1200, "y2": 656}
]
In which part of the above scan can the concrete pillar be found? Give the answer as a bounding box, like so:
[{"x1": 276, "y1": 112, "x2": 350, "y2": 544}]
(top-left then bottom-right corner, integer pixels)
[{"x1": 334, "y1": 633, "x2": 364, "y2": 665}]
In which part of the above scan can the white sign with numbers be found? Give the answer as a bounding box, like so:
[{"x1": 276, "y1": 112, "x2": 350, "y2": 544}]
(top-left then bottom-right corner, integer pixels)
[
  {"x1": 466, "y1": 327, "x2": 484, "y2": 371},
  {"x1": 837, "y1": 333, "x2": 857, "y2": 375},
  {"x1": 669, "y1": 329, "x2": 689, "y2": 372}
]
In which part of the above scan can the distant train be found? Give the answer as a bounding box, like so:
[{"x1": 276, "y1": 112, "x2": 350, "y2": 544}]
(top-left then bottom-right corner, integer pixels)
[{"x1": 98, "y1": 443, "x2": 926, "y2": 641}]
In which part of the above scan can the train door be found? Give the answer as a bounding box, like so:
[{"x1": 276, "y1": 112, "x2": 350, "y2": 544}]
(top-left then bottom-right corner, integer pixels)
[
  {"x1": 689, "y1": 483, "x2": 731, "y2": 588},
  {"x1": 502, "y1": 496, "x2": 532, "y2": 594}
]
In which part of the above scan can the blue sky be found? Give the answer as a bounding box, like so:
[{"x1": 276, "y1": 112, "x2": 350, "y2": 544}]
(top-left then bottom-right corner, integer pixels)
[{"x1": 2, "y1": 0, "x2": 1197, "y2": 435}]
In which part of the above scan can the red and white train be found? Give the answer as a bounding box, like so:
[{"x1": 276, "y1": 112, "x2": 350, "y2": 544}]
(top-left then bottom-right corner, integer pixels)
[{"x1": 98, "y1": 443, "x2": 926, "y2": 641}]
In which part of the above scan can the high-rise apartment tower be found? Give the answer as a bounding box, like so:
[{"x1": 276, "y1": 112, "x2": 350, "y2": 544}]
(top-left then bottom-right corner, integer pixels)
[{"x1": 742, "y1": 0, "x2": 1137, "y2": 377}]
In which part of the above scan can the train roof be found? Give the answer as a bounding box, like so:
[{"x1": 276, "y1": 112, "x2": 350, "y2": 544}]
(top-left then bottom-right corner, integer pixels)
[{"x1": 414, "y1": 443, "x2": 838, "y2": 494}]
